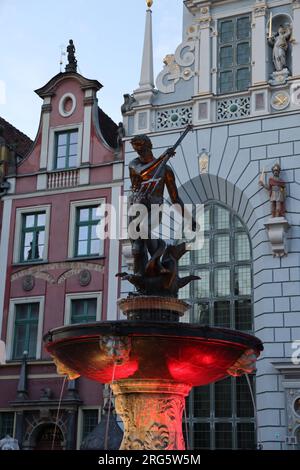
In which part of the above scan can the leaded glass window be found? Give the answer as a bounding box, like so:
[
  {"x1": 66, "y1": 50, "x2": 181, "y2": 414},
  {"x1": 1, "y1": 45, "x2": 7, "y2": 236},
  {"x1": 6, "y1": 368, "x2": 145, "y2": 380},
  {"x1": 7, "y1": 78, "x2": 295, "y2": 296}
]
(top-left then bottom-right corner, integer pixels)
[
  {"x1": 181, "y1": 203, "x2": 255, "y2": 449},
  {"x1": 218, "y1": 15, "x2": 251, "y2": 94}
]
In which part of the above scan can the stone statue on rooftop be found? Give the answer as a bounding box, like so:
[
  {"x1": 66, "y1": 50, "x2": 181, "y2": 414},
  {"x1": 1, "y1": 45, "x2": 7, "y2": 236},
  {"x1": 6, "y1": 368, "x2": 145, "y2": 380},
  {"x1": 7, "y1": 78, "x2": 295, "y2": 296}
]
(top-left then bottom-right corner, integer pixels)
[{"x1": 65, "y1": 39, "x2": 77, "y2": 73}]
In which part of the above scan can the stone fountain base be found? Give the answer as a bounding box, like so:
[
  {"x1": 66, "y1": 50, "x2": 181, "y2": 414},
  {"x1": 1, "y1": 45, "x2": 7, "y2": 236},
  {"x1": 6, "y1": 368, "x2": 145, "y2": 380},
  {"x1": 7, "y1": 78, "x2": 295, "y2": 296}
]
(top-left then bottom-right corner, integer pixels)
[
  {"x1": 112, "y1": 379, "x2": 190, "y2": 450},
  {"x1": 44, "y1": 296, "x2": 263, "y2": 450}
]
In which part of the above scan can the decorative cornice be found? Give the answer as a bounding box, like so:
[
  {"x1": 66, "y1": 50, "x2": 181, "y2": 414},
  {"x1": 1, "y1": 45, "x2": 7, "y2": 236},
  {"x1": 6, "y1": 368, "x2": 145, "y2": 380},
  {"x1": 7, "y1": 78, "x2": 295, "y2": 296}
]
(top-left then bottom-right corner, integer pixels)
[
  {"x1": 184, "y1": 0, "x2": 211, "y2": 14},
  {"x1": 35, "y1": 72, "x2": 102, "y2": 99}
]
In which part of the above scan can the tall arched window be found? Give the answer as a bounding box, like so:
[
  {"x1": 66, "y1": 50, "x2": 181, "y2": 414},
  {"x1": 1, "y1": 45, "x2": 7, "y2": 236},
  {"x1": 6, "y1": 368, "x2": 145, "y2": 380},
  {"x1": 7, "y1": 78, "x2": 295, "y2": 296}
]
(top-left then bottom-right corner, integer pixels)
[{"x1": 179, "y1": 203, "x2": 255, "y2": 449}]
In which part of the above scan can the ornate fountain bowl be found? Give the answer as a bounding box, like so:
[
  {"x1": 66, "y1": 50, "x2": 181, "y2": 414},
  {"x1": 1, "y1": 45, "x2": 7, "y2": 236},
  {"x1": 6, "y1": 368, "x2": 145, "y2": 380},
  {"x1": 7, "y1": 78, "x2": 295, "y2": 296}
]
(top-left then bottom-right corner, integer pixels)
[{"x1": 44, "y1": 321, "x2": 263, "y2": 386}]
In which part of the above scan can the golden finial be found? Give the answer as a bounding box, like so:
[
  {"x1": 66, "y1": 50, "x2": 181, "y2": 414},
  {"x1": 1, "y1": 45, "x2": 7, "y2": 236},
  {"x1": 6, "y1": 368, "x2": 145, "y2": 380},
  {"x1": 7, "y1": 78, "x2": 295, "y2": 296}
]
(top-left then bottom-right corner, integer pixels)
[{"x1": 146, "y1": 0, "x2": 153, "y2": 8}]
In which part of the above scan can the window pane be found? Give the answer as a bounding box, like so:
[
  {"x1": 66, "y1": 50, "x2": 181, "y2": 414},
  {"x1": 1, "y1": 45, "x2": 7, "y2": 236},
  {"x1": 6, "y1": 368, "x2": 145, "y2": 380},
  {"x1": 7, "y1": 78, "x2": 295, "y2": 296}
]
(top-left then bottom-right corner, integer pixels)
[
  {"x1": 215, "y1": 423, "x2": 232, "y2": 449},
  {"x1": 25, "y1": 214, "x2": 35, "y2": 228},
  {"x1": 237, "y1": 68, "x2": 250, "y2": 91},
  {"x1": 220, "y1": 71, "x2": 233, "y2": 94},
  {"x1": 82, "y1": 410, "x2": 99, "y2": 442},
  {"x1": 214, "y1": 206, "x2": 230, "y2": 230},
  {"x1": 13, "y1": 323, "x2": 26, "y2": 359},
  {"x1": 194, "y1": 302, "x2": 209, "y2": 324},
  {"x1": 37, "y1": 213, "x2": 46, "y2": 227},
  {"x1": 15, "y1": 304, "x2": 28, "y2": 320},
  {"x1": 235, "y1": 233, "x2": 250, "y2": 261},
  {"x1": 90, "y1": 239, "x2": 100, "y2": 254},
  {"x1": 220, "y1": 20, "x2": 234, "y2": 43},
  {"x1": 179, "y1": 251, "x2": 190, "y2": 267},
  {"x1": 57, "y1": 146, "x2": 66, "y2": 157},
  {"x1": 56, "y1": 157, "x2": 66, "y2": 169},
  {"x1": 215, "y1": 378, "x2": 232, "y2": 417},
  {"x1": 237, "y1": 42, "x2": 250, "y2": 65},
  {"x1": 68, "y1": 155, "x2": 77, "y2": 168},
  {"x1": 91, "y1": 207, "x2": 101, "y2": 221},
  {"x1": 58, "y1": 133, "x2": 67, "y2": 145},
  {"x1": 194, "y1": 237, "x2": 209, "y2": 264},
  {"x1": 214, "y1": 235, "x2": 230, "y2": 262},
  {"x1": 79, "y1": 209, "x2": 89, "y2": 222},
  {"x1": 38, "y1": 230, "x2": 45, "y2": 246},
  {"x1": 194, "y1": 270, "x2": 210, "y2": 298},
  {"x1": 23, "y1": 247, "x2": 31, "y2": 261},
  {"x1": 204, "y1": 208, "x2": 210, "y2": 231},
  {"x1": 220, "y1": 46, "x2": 233, "y2": 68},
  {"x1": 178, "y1": 274, "x2": 190, "y2": 300},
  {"x1": 194, "y1": 423, "x2": 210, "y2": 450},
  {"x1": 0, "y1": 412, "x2": 15, "y2": 439},
  {"x1": 214, "y1": 300, "x2": 230, "y2": 328},
  {"x1": 28, "y1": 323, "x2": 38, "y2": 357},
  {"x1": 24, "y1": 232, "x2": 33, "y2": 248},
  {"x1": 71, "y1": 299, "x2": 97, "y2": 324},
  {"x1": 79, "y1": 226, "x2": 88, "y2": 241},
  {"x1": 91, "y1": 225, "x2": 99, "y2": 240},
  {"x1": 69, "y1": 143, "x2": 77, "y2": 156},
  {"x1": 70, "y1": 131, "x2": 78, "y2": 144},
  {"x1": 236, "y1": 375, "x2": 254, "y2": 418},
  {"x1": 234, "y1": 266, "x2": 251, "y2": 295},
  {"x1": 235, "y1": 299, "x2": 252, "y2": 331},
  {"x1": 237, "y1": 17, "x2": 250, "y2": 40},
  {"x1": 215, "y1": 267, "x2": 230, "y2": 297},
  {"x1": 235, "y1": 216, "x2": 244, "y2": 229},
  {"x1": 194, "y1": 386, "x2": 210, "y2": 417},
  {"x1": 237, "y1": 423, "x2": 255, "y2": 449},
  {"x1": 78, "y1": 241, "x2": 88, "y2": 256}
]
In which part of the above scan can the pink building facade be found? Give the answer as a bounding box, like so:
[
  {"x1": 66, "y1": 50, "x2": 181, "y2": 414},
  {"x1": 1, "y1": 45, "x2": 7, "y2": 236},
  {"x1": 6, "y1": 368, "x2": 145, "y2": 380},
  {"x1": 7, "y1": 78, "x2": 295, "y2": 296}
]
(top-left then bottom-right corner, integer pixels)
[{"x1": 0, "y1": 63, "x2": 123, "y2": 449}]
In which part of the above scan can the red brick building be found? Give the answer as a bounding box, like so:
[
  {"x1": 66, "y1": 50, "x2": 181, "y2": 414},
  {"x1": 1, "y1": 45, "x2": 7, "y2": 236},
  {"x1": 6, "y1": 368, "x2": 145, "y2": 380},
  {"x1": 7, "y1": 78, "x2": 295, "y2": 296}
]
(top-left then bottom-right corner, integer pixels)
[{"x1": 0, "y1": 51, "x2": 123, "y2": 449}]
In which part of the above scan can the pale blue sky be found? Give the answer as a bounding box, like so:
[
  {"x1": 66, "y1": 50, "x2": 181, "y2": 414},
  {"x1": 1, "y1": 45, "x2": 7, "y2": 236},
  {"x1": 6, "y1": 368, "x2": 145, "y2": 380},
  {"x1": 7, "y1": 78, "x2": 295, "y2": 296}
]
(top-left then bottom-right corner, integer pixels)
[{"x1": 0, "y1": 0, "x2": 183, "y2": 139}]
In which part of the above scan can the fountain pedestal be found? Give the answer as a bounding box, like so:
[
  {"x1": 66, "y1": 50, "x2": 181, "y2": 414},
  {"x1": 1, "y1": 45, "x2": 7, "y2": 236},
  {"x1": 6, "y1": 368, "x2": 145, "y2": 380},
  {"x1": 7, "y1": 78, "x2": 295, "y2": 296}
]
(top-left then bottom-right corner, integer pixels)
[{"x1": 112, "y1": 380, "x2": 190, "y2": 450}]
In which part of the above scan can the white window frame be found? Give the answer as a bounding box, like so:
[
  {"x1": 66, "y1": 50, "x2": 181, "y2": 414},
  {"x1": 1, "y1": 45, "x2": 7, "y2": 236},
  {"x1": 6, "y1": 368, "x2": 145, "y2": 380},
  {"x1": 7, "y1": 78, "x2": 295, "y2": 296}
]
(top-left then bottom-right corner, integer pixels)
[
  {"x1": 68, "y1": 198, "x2": 105, "y2": 259},
  {"x1": 64, "y1": 291, "x2": 102, "y2": 325},
  {"x1": 47, "y1": 123, "x2": 83, "y2": 171},
  {"x1": 76, "y1": 406, "x2": 101, "y2": 450},
  {"x1": 13, "y1": 205, "x2": 51, "y2": 264},
  {"x1": 6, "y1": 296, "x2": 45, "y2": 360}
]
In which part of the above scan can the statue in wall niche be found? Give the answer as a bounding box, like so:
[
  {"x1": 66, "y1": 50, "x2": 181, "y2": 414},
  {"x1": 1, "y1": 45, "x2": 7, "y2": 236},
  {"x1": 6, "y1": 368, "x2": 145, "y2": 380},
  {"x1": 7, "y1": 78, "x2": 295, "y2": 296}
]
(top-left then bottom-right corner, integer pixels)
[
  {"x1": 268, "y1": 24, "x2": 292, "y2": 72},
  {"x1": 259, "y1": 163, "x2": 287, "y2": 218}
]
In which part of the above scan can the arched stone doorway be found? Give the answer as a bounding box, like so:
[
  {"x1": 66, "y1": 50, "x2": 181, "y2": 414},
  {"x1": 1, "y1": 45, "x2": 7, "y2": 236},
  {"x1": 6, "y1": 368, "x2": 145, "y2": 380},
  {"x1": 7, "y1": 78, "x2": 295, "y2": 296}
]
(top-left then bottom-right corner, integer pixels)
[{"x1": 30, "y1": 423, "x2": 64, "y2": 450}]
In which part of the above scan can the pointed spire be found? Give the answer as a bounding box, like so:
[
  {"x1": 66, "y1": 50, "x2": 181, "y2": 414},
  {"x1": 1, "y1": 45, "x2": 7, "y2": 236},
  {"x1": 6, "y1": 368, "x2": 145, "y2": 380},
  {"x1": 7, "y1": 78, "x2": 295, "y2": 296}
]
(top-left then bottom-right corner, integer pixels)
[
  {"x1": 139, "y1": 2, "x2": 154, "y2": 90},
  {"x1": 16, "y1": 351, "x2": 28, "y2": 400}
]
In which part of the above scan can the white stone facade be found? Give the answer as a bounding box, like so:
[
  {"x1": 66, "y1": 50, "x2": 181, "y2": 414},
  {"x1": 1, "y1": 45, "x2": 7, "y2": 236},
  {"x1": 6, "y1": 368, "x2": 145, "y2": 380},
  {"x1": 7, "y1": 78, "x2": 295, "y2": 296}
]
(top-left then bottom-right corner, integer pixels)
[{"x1": 122, "y1": 0, "x2": 300, "y2": 450}]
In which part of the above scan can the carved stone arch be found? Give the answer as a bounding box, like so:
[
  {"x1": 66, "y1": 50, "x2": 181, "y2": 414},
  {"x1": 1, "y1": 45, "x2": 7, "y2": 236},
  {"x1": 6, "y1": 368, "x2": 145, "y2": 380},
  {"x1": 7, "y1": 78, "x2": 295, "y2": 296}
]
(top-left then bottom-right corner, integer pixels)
[{"x1": 177, "y1": 173, "x2": 259, "y2": 235}]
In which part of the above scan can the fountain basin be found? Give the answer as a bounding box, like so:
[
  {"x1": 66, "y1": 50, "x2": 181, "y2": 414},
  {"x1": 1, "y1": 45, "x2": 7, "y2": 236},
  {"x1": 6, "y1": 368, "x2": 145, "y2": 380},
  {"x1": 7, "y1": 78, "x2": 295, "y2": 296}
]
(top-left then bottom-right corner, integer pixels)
[{"x1": 44, "y1": 321, "x2": 263, "y2": 386}]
